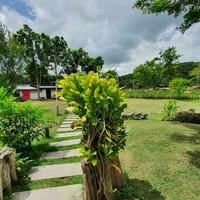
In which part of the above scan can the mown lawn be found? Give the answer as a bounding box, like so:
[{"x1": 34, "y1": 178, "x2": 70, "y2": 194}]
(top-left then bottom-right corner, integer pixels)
[{"x1": 117, "y1": 98, "x2": 200, "y2": 200}]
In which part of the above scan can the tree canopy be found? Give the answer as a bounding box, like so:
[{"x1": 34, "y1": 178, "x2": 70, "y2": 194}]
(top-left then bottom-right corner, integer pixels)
[{"x1": 133, "y1": 0, "x2": 200, "y2": 32}]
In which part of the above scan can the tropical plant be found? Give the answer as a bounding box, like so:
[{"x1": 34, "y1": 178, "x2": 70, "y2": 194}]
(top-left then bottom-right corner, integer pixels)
[
  {"x1": 162, "y1": 100, "x2": 178, "y2": 121},
  {"x1": 58, "y1": 72, "x2": 127, "y2": 200},
  {"x1": 169, "y1": 78, "x2": 191, "y2": 98}
]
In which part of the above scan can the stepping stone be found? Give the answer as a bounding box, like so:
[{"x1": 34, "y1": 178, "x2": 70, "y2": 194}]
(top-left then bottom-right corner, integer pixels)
[
  {"x1": 57, "y1": 127, "x2": 80, "y2": 132},
  {"x1": 55, "y1": 131, "x2": 82, "y2": 138},
  {"x1": 60, "y1": 124, "x2": 71, "y2": 128},
  {"x1": 49, "y1": 139, "x2": 81, "y2": 147},
  {"x1": 62, "y1": 121, "x2": 72, "y2": 124},
  {"x1": 13, "y1": 184, "x2": 82, "y2": 200},
  {"x1": 41, "y1": 149, "x2": 80, "y2": 160},
  {"x1": 29, "y1": 163, "x2": 82, "y2": 180}
]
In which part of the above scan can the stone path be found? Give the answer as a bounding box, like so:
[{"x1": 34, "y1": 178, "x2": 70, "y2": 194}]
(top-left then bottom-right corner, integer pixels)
[
  {"x1": 55, "y1": 131, "x2": 82, "y2": 138},
  {"x1": 49, "y1": 138, "x2": 81, "y2": 147},
  {"x1": 13, "y1": 114, "x2": 83, "y2": 200},
  {"x1": 29, "y1": 163, "x2": 82, "y2": 180},
  {"x1": 41, "y1": 149, "x2": 80, "y2": 160},
  {"x1": 13, "y1": 184, "x2": 82, "y2": 200}
]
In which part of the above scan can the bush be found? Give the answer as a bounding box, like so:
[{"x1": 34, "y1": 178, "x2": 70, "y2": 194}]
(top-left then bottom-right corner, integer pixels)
[
  {"x1": 0, "y1": 88, "x2": 46, "y2": 153},
  {"x1": 162, "y1": 100, "x2": 178, "y2": 121},
  {"x1": 169, "y1": 78, "x2": 191, "y2": 98}
]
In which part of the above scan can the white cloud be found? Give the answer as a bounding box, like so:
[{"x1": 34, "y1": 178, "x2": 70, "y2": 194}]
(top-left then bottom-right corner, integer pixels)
[{"x1": 0, "y1": 0, "x2": 199, "y2": 75}]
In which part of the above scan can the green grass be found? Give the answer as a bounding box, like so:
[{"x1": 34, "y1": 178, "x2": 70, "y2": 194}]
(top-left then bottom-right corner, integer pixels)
[
  {"x1": 14, "y1": 175, "x2": 83, "y2": 192},
  {"x1": 118, "y1": 98, "x2": 200, "y2": 200}
]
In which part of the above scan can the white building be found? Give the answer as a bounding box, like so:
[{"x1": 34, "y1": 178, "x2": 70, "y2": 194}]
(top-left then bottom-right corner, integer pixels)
[{"x1": 16, "y1": 85, "x2": 57, "y2": 100}]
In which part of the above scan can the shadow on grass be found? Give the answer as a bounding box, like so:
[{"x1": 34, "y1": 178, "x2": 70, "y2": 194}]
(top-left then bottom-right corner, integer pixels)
[
  {"x1": 115, "y1": 177, "x2": 165, "y2": 200},
  {"x1": 170, "y1": 123, "x2": 200, "y2": 144},
  {"x1": 187, "y1": 150, "x2": 200, "y2": 169}
]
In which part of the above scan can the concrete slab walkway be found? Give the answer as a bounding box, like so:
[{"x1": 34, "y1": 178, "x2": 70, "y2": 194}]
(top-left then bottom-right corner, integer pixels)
[
  {"x1": 55, "y1": 131, "x2": 82, "y2": 138},
  {"x1": 13, "y1": 184, "x2": 82, "y2": 200},
  {"x1": 41, "y1": 149, "x2": 80, "y2": 160},
  {"x1": 29, "y1": 163, "x2": 82, "y2": 180},
  {"x1": 49, "y1": 138, "x2": 81, "y2": 147}
]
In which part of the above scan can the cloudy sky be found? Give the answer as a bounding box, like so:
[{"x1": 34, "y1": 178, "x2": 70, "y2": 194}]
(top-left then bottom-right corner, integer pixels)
[{"x1": 0, "y1": 0, "x2": 199, "y2": 75}]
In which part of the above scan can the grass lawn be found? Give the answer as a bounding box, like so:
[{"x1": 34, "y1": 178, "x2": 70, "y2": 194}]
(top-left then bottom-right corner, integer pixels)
[{"x1": 117, "y1": 98, "x2": 200, "y2": 200}]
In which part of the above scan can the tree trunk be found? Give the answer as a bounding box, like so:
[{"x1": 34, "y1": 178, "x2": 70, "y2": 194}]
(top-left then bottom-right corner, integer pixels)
[
  {"x1": 82, "y1": 156, "x2": 126, "y2": 200},
  {"x1": 36, "y1": 75, "x2": 40, "y2": 99},
  {"x1": 82, "y1": 160, "x2": 113, "y2": 200},
  {"x1": 45, "y1": 127, "x2": 50, "y2": 138},
  {"x1": 109, "y1": 156, "x2": 126, "y2": 189},
  {"x1": 55, "y1": 64, "x2": 59, "y2": 115}
]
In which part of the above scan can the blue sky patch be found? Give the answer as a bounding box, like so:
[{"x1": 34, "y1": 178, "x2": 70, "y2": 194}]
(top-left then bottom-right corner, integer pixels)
[{"x1": 0, "y1": 0, "x2": 35, "y2": 20}]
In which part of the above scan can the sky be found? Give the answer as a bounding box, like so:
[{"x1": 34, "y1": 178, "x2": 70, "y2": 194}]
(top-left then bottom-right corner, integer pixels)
[{"x1": 0, "y1": 0, "x2": 199, "y2": 75}]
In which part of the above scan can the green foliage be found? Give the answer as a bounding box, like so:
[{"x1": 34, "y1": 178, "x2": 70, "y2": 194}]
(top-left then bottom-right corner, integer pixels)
[
  {"x1": 133, "y1": 59, "x2": 163, "y2": 88},
  {"x1": 169, "y1": 78, "x2": 191, "y2": 98},
  {"x1": 127, "y1": 88, "x2": 200, "y2": 99},
  {"x1": 80, "y1": 55, "x2": 104, "y2": 73},
  {"x1": 58, "y1": 72, "x2": 127, "y2": 164},
  {"x1": 0, "y1": 89, "x2": 47, "y2": 153},
  {"x1": 0, "y1": 24, "x2": 25, "y2": 88},
  {"x1": 162, "y1": 100, "x2": 177, "y2": 121},
  {"x1": 119, "y1": 73, "x2": 134, "y2": 89},
  {"x1": 133, "y1": 0, "x2": 200, "y2": 32},
  {"x1": 101, "y1": 69, "x2": 118, "y2": 80},
  {"x1": 190, "y1": 64, "x2": 200, "y2": 87},
  {"x1": 159, "y1": 47, "x2": 181, "y2": 85}
]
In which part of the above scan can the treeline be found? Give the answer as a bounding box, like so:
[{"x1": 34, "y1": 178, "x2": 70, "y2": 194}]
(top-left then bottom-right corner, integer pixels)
[
  {"x1": 118, "y1": 47, "x2": 200, "y2": 89},
  {"x1": 0, "y1": 24, "x2": 104, "y2": 94}
]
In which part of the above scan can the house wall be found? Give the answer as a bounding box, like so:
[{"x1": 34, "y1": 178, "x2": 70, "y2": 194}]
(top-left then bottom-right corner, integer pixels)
[{"x1": 51, "y1": 89, "x2": 56, "y2": 99}]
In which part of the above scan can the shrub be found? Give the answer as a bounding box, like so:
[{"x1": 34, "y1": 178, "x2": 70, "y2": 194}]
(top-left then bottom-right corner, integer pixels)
[
  {"x1": 0, "y1": 89, "x2": 46, "y2": 153},
  {"x1": 169, "y1": 78, "x2": 191, "y2": 98},
  {"x1": 162, "y1": 100, "x2": 178, "y2": 121},
  {"x1": 58, "y1": 72, "x2": 127, "y2": 200}
]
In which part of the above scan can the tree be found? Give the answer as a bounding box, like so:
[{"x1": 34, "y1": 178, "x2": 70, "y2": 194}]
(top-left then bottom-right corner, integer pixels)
[
  {"x1": 133, "y1": 0, "x2": 200, "y2": 32},
  {"x1": 16, "y1": 25, "x2": 50, "y2": 99},
  {"x1": 159, "y1": 47, "x2": 181, "y2": 85},
  {"x1": 118, "y1": 73, "x2": 134, "y2": 89},
  {"x1": 58, "y1": 72, "x2": 127, "y2": 200},
  {"x1": 169, "y1": 78, "x2": 191, "y2": 98},
  {"x1": 49, "y1": 35, "x2": 70, "y2": 115},
  {"x1": 68, "y1": 48, "x2": 88, "y2": 72},
  {"x1": 133, "y1": 59, "x2": 163, "y2": 88},
  {"x1": 101, "y1": 69, "x2": 118, "y2": 80},
  {"x1": 0, "y1": 24, "x2": 25, "y2": 89},
  {"x1": 80, "y1": 55, "x2": 104, "y2": 73},
  {"x1": 190, "y1": 64, "x2": 200, "y2": 87}
]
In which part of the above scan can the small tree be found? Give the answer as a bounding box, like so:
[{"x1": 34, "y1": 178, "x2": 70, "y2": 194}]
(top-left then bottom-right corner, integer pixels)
[
  {"x1": 162, "y1": 100, "x2": 177, "y2": 121},
  {"x1": 169, "y1": 78, "x2": 191, "y2": 98},
  {"x1": 58, "y1": 72, "x2": 127, "y2": 200},
  {"x1": 190, "y1": 64, "x2": 200, "y2": 87}
]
